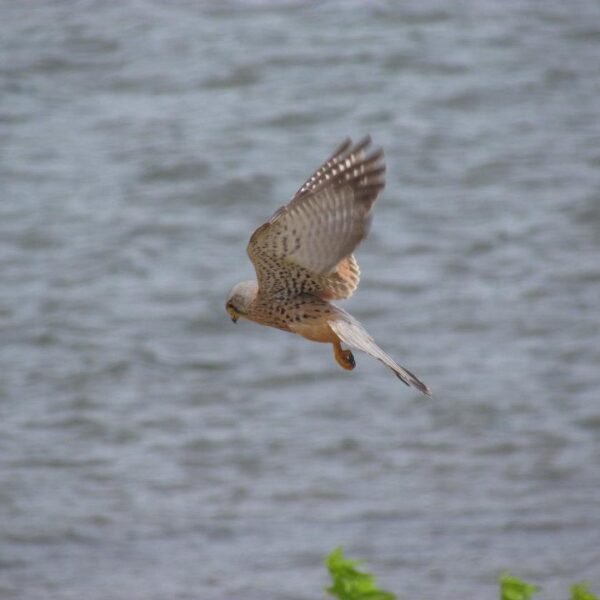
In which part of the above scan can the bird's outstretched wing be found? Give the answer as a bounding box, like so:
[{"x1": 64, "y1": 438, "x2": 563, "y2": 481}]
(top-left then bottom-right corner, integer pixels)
[
  {"x1": 329, "y1": 315, "x2": 432, "y2": 397},
  {"x1": 247, "y1": 137, "x2": 385, "y2": 300}
]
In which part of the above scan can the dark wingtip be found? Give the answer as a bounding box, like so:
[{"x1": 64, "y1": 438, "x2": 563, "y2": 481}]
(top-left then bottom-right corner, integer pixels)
[
  {"x1": 354, "y1": 134, "x2": 372, "y2": 151},
  {"x1": 336, "y1": 135, "x2": 383, "y2": 160},
  {"x1": 333, "y1": 137, "x2": 352, "y2": 156}
]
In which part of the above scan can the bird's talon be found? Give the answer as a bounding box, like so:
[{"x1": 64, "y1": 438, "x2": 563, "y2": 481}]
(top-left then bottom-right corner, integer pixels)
[
  {"x1": 334, "y1": 345, "x2": 356, "y2": 371},
  {"x1": 345, "y1": 350, "x2": 355, "y2": 369}
]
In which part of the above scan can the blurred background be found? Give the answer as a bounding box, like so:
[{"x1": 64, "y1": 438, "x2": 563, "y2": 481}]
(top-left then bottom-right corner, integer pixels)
[{"x1": 1, "y1": 1, "x2": 599, "y2": 598}]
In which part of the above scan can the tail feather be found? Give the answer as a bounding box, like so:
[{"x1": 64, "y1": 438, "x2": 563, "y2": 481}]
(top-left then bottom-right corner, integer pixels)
[{"x1": 329, "y1": 316, "x2": 432, "y2": 397}]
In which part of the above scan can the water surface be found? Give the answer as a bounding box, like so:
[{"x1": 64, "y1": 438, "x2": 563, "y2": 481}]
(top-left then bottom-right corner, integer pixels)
[{"x1": 1, "y1": 2, "x2": 599, "y2": 598}]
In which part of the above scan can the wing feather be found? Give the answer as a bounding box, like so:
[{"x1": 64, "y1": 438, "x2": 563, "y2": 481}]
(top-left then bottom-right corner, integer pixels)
[{"x1": 247, "y1": 137, "x2": 384, "y2": 300}]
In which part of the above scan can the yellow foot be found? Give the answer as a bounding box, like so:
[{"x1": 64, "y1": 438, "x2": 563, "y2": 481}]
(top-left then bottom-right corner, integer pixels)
[{"x1": 333, "y1": 343, "x2": 356, "y2": 371}]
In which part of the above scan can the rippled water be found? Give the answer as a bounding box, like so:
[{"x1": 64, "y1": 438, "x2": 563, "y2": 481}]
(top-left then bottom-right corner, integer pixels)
[{"x1": 1, "y1": 2, "x2": 600, "y2": 598}]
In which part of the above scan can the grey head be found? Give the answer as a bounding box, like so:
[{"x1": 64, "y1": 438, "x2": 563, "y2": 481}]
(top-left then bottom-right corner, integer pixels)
[{"x1": 225, "y1": 280, "x2": 258, "y2": 322}]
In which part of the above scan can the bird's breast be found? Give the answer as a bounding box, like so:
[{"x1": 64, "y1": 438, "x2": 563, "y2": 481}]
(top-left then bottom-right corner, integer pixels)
[{"x1": 289, "y1": 319, "x2": 338, "y2": 343}]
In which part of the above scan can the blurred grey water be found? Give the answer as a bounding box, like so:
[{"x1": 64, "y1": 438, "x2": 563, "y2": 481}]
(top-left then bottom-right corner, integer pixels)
[{"x1": 1, "y1": 1, "x2": 600, "y2": 598}]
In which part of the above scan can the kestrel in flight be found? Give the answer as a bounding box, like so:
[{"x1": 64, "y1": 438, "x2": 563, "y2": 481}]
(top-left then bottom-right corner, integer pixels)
[{"x1": 225, "y1": 137, "x2": 431, "y2": 396}]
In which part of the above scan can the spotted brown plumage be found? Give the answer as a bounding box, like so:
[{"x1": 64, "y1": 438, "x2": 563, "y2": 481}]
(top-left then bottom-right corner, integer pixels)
[{"x1": 226, "y1": 137, "x2": 431, "y2": 396}]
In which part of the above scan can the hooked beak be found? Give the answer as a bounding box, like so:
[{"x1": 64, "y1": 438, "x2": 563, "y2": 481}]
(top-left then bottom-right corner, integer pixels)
[{"x1": 226, "y1": 306, "x2": 239, "y2": 323}]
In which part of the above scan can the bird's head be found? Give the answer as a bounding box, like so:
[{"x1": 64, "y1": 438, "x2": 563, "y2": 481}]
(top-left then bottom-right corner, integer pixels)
[{"x1": 225, "y1": 280, "x2": 258, "y2": 323}]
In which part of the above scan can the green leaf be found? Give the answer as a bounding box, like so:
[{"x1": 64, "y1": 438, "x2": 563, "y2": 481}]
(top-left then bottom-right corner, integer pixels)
[
  {"x1": 571, "y1": 583, "x2": 599, "y2": 600},
  {"x1": 499, "y1": 572, "x2": 540, "y2": 600},
  {"x1": 326, "y1": 547, "x2": 397, "y2": 600}
]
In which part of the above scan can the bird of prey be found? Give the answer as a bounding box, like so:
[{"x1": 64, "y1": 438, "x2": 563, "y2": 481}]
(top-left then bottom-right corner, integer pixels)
[{"x1": 225, "y1": 137, "x2": 431, "y2": 396}]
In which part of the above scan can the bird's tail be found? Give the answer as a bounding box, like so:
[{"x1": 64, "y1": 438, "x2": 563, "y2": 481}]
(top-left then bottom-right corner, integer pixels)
[{"x1": 329, "y1": 316, "x2": 432, "y2": 397}]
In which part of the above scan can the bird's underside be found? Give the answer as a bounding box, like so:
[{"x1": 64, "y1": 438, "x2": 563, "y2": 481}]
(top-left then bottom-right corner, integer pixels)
[{"x1": 226, "y1": 136, "x2": 431, "y2": 397}]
